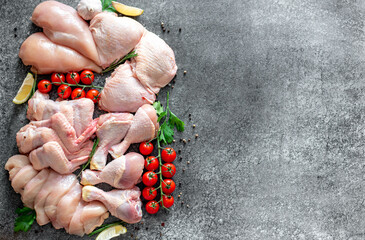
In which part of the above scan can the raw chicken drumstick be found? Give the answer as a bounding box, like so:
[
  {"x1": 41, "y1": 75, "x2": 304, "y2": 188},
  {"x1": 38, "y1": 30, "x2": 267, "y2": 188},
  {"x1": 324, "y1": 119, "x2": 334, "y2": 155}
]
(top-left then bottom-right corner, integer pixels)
[
  {"x1": 5, "y1": 155, "x2": 109, "y2": 236},
  {"x1": 31, "y1": 0, "x2": 100, "y2": 64},
  {"x1": 90, "y1": 113, "x2": 134, "y2": 170},
  {"x1": 110, "y1": 104, "x2": 159, "y2": 158},
  {"x1": 82, "y1": 185, "x2": 142, "y2": 224},
  {"x1": 82, "y1": 152, "x2": 144, "y2": 189}
]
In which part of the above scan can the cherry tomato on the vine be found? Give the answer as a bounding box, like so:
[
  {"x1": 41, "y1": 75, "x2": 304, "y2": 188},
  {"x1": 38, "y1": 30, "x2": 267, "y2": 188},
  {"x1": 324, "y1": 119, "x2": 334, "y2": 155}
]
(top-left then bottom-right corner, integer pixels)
[
  {"x1": 66, "y1": 71, "x2": 80, "y2": 84},
  {"x1": 80, "y1": 70, "x2": 94, "y2": 85},
  {"x1": 71, "y1": 88, "x2": 86, "y2": 100},
  {"x1": 162, "y1": 179, "x2": 176, "y2": 194},
  {"x1": 86, "y1": 89, "x2": 100, "y2": 103},
  {"x1": 139, "y1": 142, "x2": 154, "y2": 155},
  {"x1": 145, "y1": 200, "x2": 159, "y2": 214},
  {"x1": 37, "y1": 80, "x2": 52, "y2": 93},
  {"x1": 57, "y1": 84, "x2": 72, "y2": 99},
  {"x1": 142, "y1": 171, "x2": 158, "y2": 187},
  {"x1": 142, "y1": 187, "x2": 157, "y2": 200},
  {"x1": 161, "y1": 147, "x2": 176, "y2": 163},
  {"x1": 144, "y1": 156, "x2": 159, "y2": 171},
  {"x1": 51, "y1": 73, "x2": 65, "y2": 86},
  {"x1": 162, "y1": 195, "x2": 174, "y2": 208},
  {"x1": 161, "y1": 163, "x2": 176, "y2": 178}
]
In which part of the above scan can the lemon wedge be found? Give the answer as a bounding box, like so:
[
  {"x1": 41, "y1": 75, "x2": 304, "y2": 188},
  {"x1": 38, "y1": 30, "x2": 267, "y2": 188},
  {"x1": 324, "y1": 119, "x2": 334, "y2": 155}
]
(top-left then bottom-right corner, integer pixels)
[
  {"x1": 13, "y1": 73, "x2": 35, "y2": 104},
  {"x1": 111, "y1": 1, "x2": 144, "y2": 16},
  {"x1": 96, "y1": 224, "x2": 127, "y2": 240}
]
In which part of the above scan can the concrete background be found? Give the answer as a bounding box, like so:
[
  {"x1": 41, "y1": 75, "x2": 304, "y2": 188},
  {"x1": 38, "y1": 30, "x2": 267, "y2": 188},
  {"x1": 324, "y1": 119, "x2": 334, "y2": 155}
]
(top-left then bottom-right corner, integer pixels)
[{"x1": 1, "y1": 0, "x2": 365, "y2": 239}]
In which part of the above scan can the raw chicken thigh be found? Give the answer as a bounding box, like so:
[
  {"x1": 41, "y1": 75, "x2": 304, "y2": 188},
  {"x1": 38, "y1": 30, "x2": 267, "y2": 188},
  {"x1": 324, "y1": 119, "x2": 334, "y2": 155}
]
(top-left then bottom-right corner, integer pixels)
[
  {"x1": 131, "y1": 31, "x2": 177, "y2": 93},
  {"x1": 32, "y1": 0, "x2": 100, "y2": 64},
  {"x1": 82, "y1": 152, "x2": 144, "y2": 189},
  {"x1": 98, "y1": 61, "x2": 156, "y2": 113},
  {"x1": 90, "y1": 113, "x2": 133, "y2": 170},
  {"x1": 19, "y1": 33, "x2": 102, "y2": 74},
  {"x1": 110, "y1": 104, "x2": 159, "y2": 158},
  {"x1": 90, "y1": 12, "x2": 145, "y2": 68},
  {"x1": 82, "y1": 186, "x2": 142, "y2": 223}
]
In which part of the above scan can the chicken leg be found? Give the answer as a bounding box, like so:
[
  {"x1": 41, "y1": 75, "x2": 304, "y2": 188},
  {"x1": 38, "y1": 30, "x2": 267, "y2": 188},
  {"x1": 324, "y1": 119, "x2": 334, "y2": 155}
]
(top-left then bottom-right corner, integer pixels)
[{"x1": 82, "y1": 152, "x2": 144, "y2": 189}]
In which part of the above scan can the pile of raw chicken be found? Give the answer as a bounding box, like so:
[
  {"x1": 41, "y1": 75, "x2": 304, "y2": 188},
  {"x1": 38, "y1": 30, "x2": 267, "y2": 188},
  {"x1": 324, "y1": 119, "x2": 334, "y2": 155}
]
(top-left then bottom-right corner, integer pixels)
[{"x1": 5, "y1": 0, "x2": 177, "y2": 236}]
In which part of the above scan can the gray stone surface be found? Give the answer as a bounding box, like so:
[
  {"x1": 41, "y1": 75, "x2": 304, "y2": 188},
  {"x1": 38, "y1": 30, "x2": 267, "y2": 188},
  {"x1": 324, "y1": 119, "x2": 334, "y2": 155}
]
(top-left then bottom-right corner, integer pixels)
[{"x1": 1, "y1": 0, "x2": 365, "y2": 239}]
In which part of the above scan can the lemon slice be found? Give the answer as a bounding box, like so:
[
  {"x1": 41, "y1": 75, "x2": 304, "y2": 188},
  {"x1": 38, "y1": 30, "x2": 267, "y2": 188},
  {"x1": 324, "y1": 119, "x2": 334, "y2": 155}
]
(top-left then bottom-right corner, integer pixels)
[
  {"x1": 96, "y1": 225, "x2": 127, "y2": 240},
  {"x1": 111, "y1": 1, "x2": 144, "y2": 16},
  {"x1": 13, "y1": 73, "x2": 35, "y2": 104}
]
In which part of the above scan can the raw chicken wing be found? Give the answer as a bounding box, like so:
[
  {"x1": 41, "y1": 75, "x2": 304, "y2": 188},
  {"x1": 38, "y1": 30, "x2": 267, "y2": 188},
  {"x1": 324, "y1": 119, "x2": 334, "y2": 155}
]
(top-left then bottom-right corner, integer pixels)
[
  {"x1": 19, "y1": 33, "x2": 101, "y2": 74},
  {"x1": 82, "y1": 152, "x2": 144, "y2": 188},
  {"x1": 82, "y1": 186, "x2": 142, "y2": 223},
  {"x1": 99, "y1": 61, "x2": 156, "y2": 113},
  {"x1": 32, "y1": 1, "x2": 100, "y2": 64}
]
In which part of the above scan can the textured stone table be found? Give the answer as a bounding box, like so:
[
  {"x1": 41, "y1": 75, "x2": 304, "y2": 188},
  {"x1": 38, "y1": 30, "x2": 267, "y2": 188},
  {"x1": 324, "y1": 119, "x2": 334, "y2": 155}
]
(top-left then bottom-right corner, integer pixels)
[{"x1": 1, "y1": 0, "x2": 365, "y2": 239}]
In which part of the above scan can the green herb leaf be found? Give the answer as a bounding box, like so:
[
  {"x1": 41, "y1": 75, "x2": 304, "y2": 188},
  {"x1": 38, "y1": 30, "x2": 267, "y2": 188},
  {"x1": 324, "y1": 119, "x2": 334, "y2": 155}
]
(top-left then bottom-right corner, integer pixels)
[
  {"x1": 153, "y1": 101, "x2": 164, "y2": 116},
  {"x1": 159, "y1": 122, "x2": 175, "y2": 144},
  {"x1": 88, "y1": 222, "x2": 124, "y2": 237},
  {"x1": 168, "y1": 110, "x2": 185, "y2": 132},
  {"x1": 102, "y1": 51, "x2": 138, "y2": 73},
  {"x1": 78, "y1": 137, "x2": 99, "y2": 177},
  {"x1": 14, "y1": 207, "x2": 36, "y2": 232}
]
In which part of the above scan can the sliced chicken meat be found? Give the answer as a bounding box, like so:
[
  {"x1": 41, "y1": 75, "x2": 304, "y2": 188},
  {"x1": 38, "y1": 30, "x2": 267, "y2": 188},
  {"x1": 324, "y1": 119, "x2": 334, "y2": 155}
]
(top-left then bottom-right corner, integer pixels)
[
  {"x1": 98, "y1": 61, "x2": 156, "y2": 113},
  {"x1": 90, "y1": 12, "x2": 145, "y2": 68},
  {"x1": 82, "y1": 186, "x2": 142, "y2": 223},
  {"x1": 19, "y1": 33, "x2": 102, "y2": 74},
  {"x1": 82, "y1": 152, "x2": 144, "y2": 188},
  {"x1": 5, "y1": 155, "x2": 108, "y2": 236},
  {"x1": 131, "y1": 31, "x2": 177, "y2": 93},
  {"x1": 110, "y1": 104, "x2": 158, "y2": 158},
  {"x1": 90, "y1": 113, "x2": 133, "y2": 170},
  {"x1": 32, "y1": 0, "x2": 100, "y2": 64}
]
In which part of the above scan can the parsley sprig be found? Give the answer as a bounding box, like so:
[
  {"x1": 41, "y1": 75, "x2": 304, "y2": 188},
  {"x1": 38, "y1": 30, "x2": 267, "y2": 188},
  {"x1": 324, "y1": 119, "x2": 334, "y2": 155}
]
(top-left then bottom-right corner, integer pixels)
[
  {"x1": 14, "y1": 207, "x2": 36, "y2": 232},
  {"x1": 101, "y1": 0, "x2": 117, "y2": 12},
  {"x1": 153, "y1": 92, "x2": 185, "y2": 145}
]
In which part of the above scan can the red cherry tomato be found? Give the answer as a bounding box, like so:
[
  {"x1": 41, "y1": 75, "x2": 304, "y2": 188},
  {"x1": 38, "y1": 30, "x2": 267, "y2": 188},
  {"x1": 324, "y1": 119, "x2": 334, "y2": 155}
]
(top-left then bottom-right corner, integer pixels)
[
  {"x1": 161, "y1": 148, "x2": 176, "y2": 163},
  {"x1": 139, "y1": 142, "x2": 154, "y2": 155},
  {"x1": 57, "y1": 84, "x2": 71, "y2": 99},
  {"x1": 71, "y1": 88, "x2": 86, "y2": 100},
  {"x1": 142, "y1": 171, "x2": 158, "y2": 187},
  {"x1": 144, "y1": 156, "x2": 159, "y2": 171},
  {"x1": 161, "y1": 163, "x2": 176, "y2": 178},
  {"x1": 145, "y1": 200, "x2": 159, "y2": 214},
  {"x1": 66, "y1": 71, "x2": 80, "y2": 84},
  {"x1": 142, "y1": 187, "x2": 157, "y2": 200},
  {"x1": 37, "y1": 80, "x2": 52, "y2": 93},
  {"x1": 80, "y1": 70, "x2": 95, "y2": 85},
  {"x1": 162, "y1": 195, "x2": 174, "y2": 208},
  {"x1": 162, "y1": 179, "x2": 176, "y2": 194},
  {"x1": 51, "y1": 73, "x2": 65, "y2": 86},
  {"x1": 86, "y1": 89, "x2": 100, "y2": 103}
]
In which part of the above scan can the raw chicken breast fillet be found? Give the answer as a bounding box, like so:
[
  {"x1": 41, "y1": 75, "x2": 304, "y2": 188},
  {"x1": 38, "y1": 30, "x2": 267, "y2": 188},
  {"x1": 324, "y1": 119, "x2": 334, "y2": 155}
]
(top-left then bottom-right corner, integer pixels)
[
  {"x1": 32, "y1": 0, "x2": 100, "y2": 64},
  {"x1": 19, "y1": 33, "x2": 101, "y2": 74}
]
